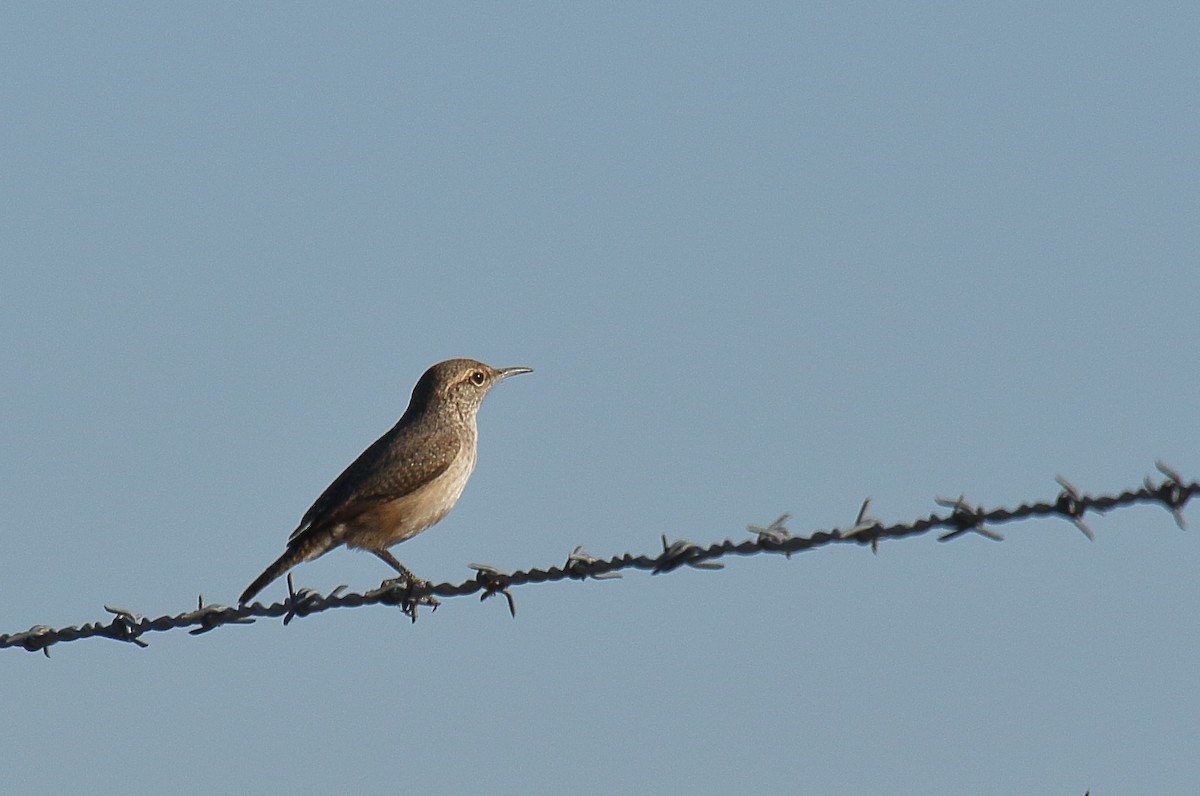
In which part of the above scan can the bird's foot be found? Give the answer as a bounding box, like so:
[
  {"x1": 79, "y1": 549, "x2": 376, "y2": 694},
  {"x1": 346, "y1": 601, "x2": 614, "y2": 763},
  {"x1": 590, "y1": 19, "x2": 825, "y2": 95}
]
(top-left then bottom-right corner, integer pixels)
[{"x1": 379, "y1": 575, "x2": 440, "y2": 623}]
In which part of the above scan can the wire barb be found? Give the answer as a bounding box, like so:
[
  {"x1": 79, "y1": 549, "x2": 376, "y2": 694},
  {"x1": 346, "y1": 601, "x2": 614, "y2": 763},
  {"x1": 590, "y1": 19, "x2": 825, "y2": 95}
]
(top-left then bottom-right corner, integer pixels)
[
  {"x1": 1153, "y1": 460, "x2": 1188, "y2": 530},
  {"x1": 840, "y1": 498, "x2": 885, "y2": 552},
  {"x1": 103, "y1": 605, "x2": 149, "y2": 648},
  {"x1": 654, "y1": 534, "x2": 725, "y2": 574},
  {"x1": 566, "y1": 546, "x2": 622, "y2": 580},
  {"x1": 5, "y1": 625, "x2": 55, "y2": 657},
  {"x1": 470, "y1": 564, "x2": 517, "y2": 617},
  {"x1": 1054, "y1": 475, "x2": 1095, "y2": 540},
  {"x1": 748, "y1": 513, "x2": 793, "y2": 557},
  {"x1": 935, "y1": 494, "x2": 1004, "y2": 542},
  {"x1": 3, "y1": 466, "x2": 1196, "y2": 654},
  {"x1": 281, "y1": 573, "x2": 326, "y2": 627}
]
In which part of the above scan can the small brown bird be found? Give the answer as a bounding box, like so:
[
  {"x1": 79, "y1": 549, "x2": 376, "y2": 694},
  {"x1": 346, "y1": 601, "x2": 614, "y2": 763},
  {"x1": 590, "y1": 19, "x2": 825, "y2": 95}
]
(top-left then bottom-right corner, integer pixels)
[{"x1": 239, "y1": 358, "x2": 531, "y2": 606}]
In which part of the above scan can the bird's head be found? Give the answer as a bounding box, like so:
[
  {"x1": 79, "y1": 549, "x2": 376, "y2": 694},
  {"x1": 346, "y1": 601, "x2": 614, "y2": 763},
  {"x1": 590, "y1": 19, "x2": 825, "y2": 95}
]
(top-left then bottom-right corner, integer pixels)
[{"x1": 410, "y1": 358, "x2": 532, "y2": 419}]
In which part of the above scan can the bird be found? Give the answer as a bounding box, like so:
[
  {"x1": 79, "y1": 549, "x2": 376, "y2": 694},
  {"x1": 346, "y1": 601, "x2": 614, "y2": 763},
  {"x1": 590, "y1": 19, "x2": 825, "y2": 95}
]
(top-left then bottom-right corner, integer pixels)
[{"x1": 238, "y1": 358, "x2": 531, "y2": 607}]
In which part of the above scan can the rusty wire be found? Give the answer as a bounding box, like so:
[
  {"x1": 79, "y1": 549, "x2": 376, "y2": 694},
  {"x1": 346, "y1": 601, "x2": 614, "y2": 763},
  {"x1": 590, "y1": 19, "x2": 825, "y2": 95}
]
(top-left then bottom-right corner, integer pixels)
[{"x1": 3, "y1": 461, "x2": 1194, "y2": 656}]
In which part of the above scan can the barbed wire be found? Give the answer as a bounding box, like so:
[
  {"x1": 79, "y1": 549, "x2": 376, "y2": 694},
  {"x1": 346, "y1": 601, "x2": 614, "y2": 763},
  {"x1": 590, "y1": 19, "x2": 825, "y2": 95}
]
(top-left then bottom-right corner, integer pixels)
[{"x1": 3, "y1": 461, "x2": 1194, "y2": 656}]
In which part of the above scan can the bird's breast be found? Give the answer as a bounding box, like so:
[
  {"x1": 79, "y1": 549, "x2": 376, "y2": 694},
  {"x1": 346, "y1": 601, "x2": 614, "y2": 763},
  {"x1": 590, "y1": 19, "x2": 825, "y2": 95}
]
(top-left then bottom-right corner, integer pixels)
[{"x1": 344, "y1": 437, "x2": 478, "y2": 551}]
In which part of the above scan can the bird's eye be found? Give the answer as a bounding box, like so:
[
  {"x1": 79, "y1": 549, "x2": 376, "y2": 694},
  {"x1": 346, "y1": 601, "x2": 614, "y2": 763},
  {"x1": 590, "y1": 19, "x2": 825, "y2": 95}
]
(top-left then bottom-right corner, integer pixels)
[{"x1": 470, "y1": 371, "x2": 486, "y2": 385}]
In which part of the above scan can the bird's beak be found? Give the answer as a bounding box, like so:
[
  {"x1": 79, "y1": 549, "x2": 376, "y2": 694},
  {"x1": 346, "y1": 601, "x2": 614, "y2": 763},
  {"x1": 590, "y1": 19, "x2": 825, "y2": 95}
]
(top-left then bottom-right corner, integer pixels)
[{"x1": 496, "y1": 366, "x2": 533, "y2": 380}]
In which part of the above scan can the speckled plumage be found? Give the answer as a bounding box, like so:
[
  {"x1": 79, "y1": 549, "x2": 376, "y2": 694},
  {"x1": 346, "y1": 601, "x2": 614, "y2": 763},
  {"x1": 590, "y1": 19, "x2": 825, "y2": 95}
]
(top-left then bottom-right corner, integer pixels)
[{"x1": 239, "y1": 358, "x2": 530, "y2": 605}]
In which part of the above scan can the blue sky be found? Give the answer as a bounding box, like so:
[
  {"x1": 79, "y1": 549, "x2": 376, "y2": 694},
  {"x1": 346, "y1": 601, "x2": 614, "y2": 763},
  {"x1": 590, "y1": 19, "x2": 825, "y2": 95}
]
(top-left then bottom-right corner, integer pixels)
[{"x1": 2, "y1": 4, "x2": 1197, "y2": 794}]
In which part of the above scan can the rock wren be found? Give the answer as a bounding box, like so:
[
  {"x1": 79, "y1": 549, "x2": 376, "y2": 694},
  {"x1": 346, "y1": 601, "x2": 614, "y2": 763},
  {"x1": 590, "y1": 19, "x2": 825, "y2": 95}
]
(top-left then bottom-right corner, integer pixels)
[{"x1": 238, "y1": 358, "x2": 531, "y2": 605}]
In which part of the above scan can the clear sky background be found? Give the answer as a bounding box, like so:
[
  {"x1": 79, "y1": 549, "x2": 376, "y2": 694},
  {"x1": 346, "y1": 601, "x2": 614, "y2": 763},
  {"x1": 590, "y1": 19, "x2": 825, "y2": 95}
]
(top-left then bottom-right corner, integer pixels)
[{"x1": 2, "y1": 4, "x2": 1197, "y2": 794}]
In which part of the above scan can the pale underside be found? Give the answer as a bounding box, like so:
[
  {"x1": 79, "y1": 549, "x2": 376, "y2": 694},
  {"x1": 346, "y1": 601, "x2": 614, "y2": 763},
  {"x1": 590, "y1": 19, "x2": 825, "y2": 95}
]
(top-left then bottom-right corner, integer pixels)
[{"x1": 293, "y1": 438, "x2": 478, "y2": 560}]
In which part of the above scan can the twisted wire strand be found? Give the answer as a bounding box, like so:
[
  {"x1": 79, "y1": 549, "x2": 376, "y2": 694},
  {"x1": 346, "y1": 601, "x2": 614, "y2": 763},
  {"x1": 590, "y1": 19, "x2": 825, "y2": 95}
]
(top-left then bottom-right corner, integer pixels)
[{"x1": 3, "y1": 462, "x2": 1193, "y2": 655}]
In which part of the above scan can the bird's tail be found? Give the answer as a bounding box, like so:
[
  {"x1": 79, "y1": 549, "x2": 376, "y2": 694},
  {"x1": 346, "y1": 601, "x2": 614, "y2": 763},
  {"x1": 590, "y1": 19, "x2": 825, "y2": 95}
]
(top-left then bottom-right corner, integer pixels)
[{"x1": 239, "y1": 534, "x2": 333, "y2": 605}]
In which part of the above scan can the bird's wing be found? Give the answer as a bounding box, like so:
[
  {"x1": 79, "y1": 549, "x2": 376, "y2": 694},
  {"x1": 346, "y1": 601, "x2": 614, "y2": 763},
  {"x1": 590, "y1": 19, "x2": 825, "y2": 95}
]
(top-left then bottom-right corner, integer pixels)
[{"x1": 288, "y1": 429, "x2": 460, "y2": 543}]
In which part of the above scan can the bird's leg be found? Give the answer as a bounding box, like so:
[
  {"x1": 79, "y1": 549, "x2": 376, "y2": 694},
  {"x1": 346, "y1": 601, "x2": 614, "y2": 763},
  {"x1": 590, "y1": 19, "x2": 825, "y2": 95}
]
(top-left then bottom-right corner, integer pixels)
[
  {"x1": 373, "y1": 549, "x2": 440, "y2": 621},
  {"x1": 374, "y1": 549, "x2": 419, "y2": 582}
]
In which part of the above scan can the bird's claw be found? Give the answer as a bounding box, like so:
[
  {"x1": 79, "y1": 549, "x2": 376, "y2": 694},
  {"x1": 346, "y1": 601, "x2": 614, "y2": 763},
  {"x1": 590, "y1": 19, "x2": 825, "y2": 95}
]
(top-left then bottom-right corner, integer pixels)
[{"x1": 379, "y1": 576, "x2": 440, "y2": 623}]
